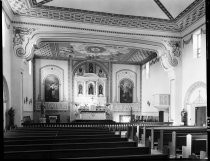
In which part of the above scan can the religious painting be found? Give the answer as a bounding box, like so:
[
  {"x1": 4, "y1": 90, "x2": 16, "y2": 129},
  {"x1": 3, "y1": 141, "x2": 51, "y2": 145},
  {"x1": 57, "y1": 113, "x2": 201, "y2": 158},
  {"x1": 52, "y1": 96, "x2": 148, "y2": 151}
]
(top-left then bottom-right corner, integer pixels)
[
  {"x1": 45, "y1": 75, "x2": 59, "y2": 102},
  {"x1": 120, "y1": 79, "x2": 133, "y2": 103},
  {"x1": 89, "y1": 63, "x2": 94, "y2": 73}
]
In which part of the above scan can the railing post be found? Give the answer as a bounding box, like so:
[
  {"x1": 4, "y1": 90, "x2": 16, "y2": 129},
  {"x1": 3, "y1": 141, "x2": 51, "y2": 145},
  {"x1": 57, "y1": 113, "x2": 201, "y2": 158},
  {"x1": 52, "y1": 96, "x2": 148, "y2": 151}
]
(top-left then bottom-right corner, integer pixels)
[
  {"x1": 159, "y1": 129, "x2": 164, "y2": 153},
  {"x1": 136, "y1": 125, "x2": 139, "y2": 144},
  {"x1": 171, "y1": 131, "x2": 176, "y2": 158},
  {"x1": 142, "y1": 126, "x2": 146, "y2": 146},
  {"x1": 130, "y1": 125, "x2": 134, "y2": 141},
  {"x1": 151, "y1": 127, "x2": 154, "y2": 149}
]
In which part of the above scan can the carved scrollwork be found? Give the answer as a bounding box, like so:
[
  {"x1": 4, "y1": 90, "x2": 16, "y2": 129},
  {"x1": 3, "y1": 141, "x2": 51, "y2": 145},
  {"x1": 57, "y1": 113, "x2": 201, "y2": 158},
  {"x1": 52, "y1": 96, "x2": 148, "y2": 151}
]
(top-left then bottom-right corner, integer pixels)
[
  {"x1": 13, "y1": 27, "x2": 36, "y2": 58},
  {"x1": 160, "y1": 40, "x2": 181, "y2": 70}
]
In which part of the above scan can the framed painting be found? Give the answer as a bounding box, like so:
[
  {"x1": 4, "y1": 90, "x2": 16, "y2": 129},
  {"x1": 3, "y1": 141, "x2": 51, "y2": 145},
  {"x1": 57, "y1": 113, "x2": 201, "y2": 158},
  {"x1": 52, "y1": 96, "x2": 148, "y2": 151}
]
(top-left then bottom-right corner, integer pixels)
[
  {"x1": 45, "y1": 75, "x2": 59, "y2": 102},
  {"x1": 120, "y1": 79, "x2": 133, "y2": 103}
]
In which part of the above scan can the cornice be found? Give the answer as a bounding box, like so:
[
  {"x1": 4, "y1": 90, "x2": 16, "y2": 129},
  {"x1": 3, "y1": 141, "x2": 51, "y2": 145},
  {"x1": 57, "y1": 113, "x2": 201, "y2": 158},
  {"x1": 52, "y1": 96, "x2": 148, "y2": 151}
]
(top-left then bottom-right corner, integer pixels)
[{"x1": 11, "y1": 21, "x2": 182, "y2": 39}]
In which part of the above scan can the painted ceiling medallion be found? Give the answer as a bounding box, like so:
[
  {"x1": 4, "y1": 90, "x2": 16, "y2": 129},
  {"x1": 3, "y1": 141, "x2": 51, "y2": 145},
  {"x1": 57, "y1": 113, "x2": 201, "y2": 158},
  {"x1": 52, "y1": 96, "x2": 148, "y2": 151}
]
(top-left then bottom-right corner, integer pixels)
[
  {"x1": 70, "y1": 43, "x2": 130, "y2": 56},
  {"x1": 86, "y1": 46, "x2": 106, "y2": 54}
]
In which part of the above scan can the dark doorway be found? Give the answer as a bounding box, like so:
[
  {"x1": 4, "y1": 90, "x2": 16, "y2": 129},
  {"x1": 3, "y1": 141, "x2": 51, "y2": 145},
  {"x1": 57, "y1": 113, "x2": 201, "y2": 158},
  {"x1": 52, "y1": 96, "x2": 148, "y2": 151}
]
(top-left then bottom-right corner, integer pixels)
[
  {"x1": 195, "y1": 106, "x2": 206, "y2": 126},
  {"x1": 159, "y1": 111, "x2": 164, "y2": 122}
]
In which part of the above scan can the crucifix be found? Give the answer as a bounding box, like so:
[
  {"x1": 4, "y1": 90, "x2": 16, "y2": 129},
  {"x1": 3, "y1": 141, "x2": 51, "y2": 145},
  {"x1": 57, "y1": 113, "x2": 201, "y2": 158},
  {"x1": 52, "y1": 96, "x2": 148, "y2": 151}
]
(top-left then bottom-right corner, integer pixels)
[{"x1": 91, "y1": 96, "x2": 94, "y2": 101}]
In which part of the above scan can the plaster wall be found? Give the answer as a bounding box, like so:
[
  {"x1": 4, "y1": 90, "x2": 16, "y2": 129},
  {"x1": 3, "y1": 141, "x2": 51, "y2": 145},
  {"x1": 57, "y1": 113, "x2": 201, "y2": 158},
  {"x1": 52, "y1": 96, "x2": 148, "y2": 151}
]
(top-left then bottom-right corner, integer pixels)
[
  {"x1": 181, "y1": 26, "x2": 206, "y2": 125},
  {"x1": 141, "y1": 60, "x2": 170, "y2": 118},
  {"x1": 2, "y1": 10, "x2": 12, "y2": 129}
]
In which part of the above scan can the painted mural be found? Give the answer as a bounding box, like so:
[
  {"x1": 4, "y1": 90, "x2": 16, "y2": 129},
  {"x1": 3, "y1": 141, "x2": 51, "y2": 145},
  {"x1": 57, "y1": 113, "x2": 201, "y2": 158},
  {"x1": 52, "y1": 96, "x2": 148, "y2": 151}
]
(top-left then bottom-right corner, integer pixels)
[
  {"x1": 45, "y1": 75, "x2": 59, "y2": 102},
  {"x1": 120, "y1": 79, "x2": 133, "y2": 103}
]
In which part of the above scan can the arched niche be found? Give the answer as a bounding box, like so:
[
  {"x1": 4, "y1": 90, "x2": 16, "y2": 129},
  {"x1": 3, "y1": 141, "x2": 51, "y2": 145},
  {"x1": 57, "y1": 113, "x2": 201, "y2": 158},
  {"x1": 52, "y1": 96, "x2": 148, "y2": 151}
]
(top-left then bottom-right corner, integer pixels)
[
  {"x1": 116, "y1": 69, "x2": 137, "y2": 103},
  {"x1": 184, "y1": 81, "x2": 207, "y2": 126},
  {"x1": 40, "y1": 65, "x2": 64, "y2": 102}
]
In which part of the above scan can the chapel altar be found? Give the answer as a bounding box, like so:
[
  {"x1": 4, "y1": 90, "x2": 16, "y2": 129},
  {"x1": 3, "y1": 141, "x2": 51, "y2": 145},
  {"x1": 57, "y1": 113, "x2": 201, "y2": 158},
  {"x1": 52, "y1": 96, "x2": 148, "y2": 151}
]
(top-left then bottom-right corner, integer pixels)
[{"x1": 73, "y1": 66, "x2": 108, "y2": 120}]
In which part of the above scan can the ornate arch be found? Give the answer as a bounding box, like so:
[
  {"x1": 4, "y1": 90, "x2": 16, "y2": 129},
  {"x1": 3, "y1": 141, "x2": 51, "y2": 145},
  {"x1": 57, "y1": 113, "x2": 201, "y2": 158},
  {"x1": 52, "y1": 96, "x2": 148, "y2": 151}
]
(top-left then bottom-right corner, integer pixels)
[{"x1": 184, "y1": 81, "x2": 206, "y2": 110}]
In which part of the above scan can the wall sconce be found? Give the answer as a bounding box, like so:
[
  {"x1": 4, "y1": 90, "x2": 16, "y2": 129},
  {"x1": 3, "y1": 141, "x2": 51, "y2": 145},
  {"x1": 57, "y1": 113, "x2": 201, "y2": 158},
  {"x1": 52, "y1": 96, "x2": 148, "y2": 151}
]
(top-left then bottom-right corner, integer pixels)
[{"x1": 147, "y1": 101, "x2": 150, "y2": 106}]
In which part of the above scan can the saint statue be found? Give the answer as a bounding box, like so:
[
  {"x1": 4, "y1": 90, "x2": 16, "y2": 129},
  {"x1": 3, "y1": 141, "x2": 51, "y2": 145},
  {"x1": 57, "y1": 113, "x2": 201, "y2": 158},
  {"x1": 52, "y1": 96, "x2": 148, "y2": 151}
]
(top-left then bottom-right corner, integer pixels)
[
  {"x1": 99, "y1": 84, "x2": 103, "y2": 95},
  {"x1": 88, "y1": 84, "x2": 94, "y2": 95},
  {"x1": 78, "y1": 84, "x2": 83, "y2": 94}
]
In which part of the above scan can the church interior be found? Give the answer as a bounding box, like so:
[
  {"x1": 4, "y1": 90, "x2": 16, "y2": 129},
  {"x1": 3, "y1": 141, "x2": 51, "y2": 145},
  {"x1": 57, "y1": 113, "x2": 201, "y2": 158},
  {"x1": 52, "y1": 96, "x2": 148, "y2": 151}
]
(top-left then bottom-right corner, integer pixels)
[{"x1": 2, "y1": 0, "x2": 208, "y2": 159}]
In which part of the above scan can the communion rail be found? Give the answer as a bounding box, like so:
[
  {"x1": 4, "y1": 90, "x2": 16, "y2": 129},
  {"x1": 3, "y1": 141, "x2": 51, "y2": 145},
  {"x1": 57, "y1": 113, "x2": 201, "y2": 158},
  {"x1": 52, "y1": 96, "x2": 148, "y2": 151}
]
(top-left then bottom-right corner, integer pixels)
[{"x1": 21, "y1": 122, "x2": 173, "y2": 130}]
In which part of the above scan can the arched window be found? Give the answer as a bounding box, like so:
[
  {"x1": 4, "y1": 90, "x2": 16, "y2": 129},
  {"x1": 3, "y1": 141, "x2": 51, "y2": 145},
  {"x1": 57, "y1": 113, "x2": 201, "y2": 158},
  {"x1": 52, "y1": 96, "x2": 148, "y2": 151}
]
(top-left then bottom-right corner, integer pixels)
[
  {"x1": 45, "y1": 75, "x2": 59, "y2": 102},
  {"x1": 120, "y1": 79, "x2": 133, "y2": 103}
]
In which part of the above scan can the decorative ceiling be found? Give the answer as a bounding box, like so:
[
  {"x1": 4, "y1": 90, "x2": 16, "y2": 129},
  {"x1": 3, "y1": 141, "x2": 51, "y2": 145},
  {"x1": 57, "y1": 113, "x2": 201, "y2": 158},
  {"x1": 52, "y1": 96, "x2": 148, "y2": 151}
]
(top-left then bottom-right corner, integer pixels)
[
  {"x1": 6, "y1": 0, "x2": 205, "y2": 32},
  {"x1": 34, "y1": 42, "x2": 157, "y2": 64}
]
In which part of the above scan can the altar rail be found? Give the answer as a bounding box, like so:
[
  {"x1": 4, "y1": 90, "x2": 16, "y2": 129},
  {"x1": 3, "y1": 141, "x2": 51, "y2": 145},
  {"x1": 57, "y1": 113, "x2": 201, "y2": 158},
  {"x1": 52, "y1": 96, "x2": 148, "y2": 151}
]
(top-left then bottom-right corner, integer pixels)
[{"x1": 21, "y1": 122, "x2": 173, "y2": 130}]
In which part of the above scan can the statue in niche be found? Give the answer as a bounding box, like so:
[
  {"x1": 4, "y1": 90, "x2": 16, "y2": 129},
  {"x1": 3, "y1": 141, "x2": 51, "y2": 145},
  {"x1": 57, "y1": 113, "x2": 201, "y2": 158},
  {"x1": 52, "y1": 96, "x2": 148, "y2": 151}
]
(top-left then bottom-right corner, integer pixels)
[
  {"x1": 77, "y1": 67, "x2": 83, "y2": 76},
  {"x1": 88, "y1": 83, "x2": 94, "y2": 95},
  {"x1": 120, "y1": 79, "x2": 133, "y2": 103},
  {"x1": 89, "y1": 63, "x2": 93, "y2": 73},
  {"x1": 98, "y1": 69, "x2": 104, "y2": 77},
  {"x1": 99, "y1": 84, "x2": 103, "y2": 95},
  {"x1": 78, "y1": 84, "x2": 83, "y2": 94}
]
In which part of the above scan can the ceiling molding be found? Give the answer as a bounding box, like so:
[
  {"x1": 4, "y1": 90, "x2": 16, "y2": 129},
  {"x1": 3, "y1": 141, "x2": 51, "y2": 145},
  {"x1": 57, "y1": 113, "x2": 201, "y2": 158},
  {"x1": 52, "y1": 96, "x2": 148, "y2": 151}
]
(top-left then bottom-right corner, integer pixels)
[
  {"x1": 6, "y1": 0, "x2": 205, "y2": 33},
  {"x1": 11, "y1": 21, "x2": 182, "y2": 39},
  {"x1": 154, "y1": 0, "x2": 174, "y2": 20}
]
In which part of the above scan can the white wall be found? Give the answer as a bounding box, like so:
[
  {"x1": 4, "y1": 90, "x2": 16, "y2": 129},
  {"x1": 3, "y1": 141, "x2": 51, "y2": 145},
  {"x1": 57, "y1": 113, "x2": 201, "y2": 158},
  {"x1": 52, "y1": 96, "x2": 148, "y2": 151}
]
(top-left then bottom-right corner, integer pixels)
[
  {"x1": 181, "y1": 28, "x2": 206, "y2": 105},
  {"x1": 181, "y1": 26, "x2": 206, "y2": 125},
  {"x1": 2, "y1": 10, "x2": 12, "y2": 129},
  {"x1": 141, "y1": 60, "x2": 170, "y2": 118}
]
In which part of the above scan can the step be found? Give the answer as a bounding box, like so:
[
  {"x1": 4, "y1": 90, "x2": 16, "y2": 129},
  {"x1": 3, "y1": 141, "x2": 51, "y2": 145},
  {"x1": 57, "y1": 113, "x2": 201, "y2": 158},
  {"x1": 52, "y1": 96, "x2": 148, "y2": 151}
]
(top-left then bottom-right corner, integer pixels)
[
  {"x1": 4, "y1": 147, "x2": 150, "y2": 159},
  {"x1": 58, "y1": 154, "x2": 168, "y2": 160},
  {"x1": 4, "y1": 137, "x2": 128, "y2": 145},
  {"x1": 4, "y1": 141, "x2": 137, "y2": 151},
  {"x1": 4, "y1": 131, "x2": 114, "y2": 136},
  {"x1": 4, "y1": 133, "x2": 118, "y2": 140}
]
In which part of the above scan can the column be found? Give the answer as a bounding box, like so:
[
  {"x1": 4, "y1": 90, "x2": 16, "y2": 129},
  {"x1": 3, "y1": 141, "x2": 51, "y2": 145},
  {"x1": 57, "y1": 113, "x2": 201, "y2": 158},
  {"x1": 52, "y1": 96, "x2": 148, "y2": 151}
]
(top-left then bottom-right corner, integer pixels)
[
  {"x1": 68, "y1": 56, "x2": 73, "y2": 121},
  {"x1": 108, "y1": 60, "x2": 112, "y2": 103}
]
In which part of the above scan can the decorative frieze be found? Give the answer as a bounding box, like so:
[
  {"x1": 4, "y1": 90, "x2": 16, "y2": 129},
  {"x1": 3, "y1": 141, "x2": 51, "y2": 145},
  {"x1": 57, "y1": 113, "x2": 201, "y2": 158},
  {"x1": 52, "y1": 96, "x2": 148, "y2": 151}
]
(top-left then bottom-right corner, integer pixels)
[
  {"x1": 110, "y1": 103, "x2": 141, "y2": 112},
  {"x1": 36, "y1": 102, "x2": 68, "y2": 111}
]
